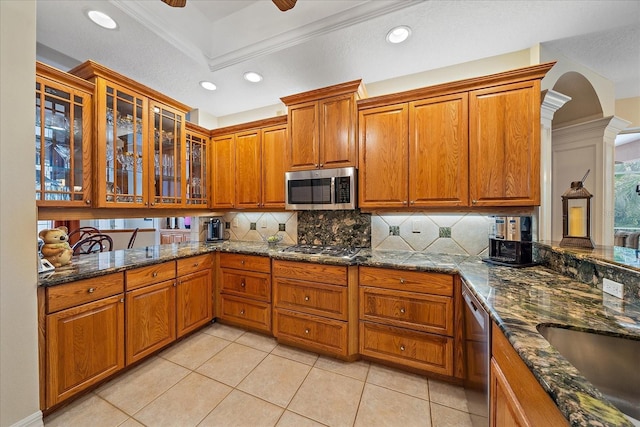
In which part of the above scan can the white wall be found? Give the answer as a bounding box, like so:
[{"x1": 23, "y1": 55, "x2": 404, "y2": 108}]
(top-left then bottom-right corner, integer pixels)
[{"x1": 0, "y1": 1, "x2": 42, "y2": 426}]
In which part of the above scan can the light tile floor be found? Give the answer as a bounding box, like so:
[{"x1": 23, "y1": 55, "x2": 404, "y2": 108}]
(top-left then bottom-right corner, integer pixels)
[{"x1": 45, "y1": 323, "x2": 482, "y2": 427}]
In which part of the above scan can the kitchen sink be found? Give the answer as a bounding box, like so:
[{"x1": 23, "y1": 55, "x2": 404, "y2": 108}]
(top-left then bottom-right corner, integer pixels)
[{"x1": 537, "y1": 325, "x2": 640, "y2": 424}]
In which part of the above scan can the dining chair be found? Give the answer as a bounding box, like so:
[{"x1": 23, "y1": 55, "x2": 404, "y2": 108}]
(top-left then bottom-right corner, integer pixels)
[
  {"x1": 67, "y1": 226, "x2": 100, "y2": 245},
  {"x1": 127, "y1": 228, "x2": 139, "y2": 249},
  {"x1": 72, "y1": 233, "x2": 113, "y2": 255}
]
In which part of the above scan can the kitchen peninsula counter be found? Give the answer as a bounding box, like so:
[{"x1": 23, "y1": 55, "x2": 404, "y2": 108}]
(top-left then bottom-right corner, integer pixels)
[{"x1": 38, "y1": 241, "x2": 640, "y2": 426}]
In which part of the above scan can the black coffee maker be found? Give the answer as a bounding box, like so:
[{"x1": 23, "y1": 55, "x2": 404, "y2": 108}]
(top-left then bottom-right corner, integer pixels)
[
  {"x1": 484, "y1": 216, "x2": 536, "y2": 267},
  {"x1": 206, "y1": 217, "x2": 224, "y2": 242}
]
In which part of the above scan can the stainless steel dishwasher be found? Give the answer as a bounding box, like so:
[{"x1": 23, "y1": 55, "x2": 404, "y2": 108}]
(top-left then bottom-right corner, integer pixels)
[{"x1": 462, "y1": 281, "x2": 490, "y2": 426}]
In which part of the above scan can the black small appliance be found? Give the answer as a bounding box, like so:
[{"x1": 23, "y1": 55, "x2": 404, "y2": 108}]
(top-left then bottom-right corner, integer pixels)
[
  {"x1": 483, "y1": 216, "x2": 536, "y2": 267},
  {"x1": 206, "y1": 217, "x2": 224, "y2": 242}
]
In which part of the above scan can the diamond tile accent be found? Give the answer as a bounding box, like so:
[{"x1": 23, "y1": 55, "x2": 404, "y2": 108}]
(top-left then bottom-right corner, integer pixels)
[
  {"x1": 279, "y1": 223, "x2": 286, "y2": 231},
  {"x1": 250, "y1": 222, "x2": 257, "y2": 230},
  {"x1": 439, "y1": 227, "x2": 451, "y2": 238},
  {"x1": 389, "y1": 226, "x2": 400, "y2": 236}
]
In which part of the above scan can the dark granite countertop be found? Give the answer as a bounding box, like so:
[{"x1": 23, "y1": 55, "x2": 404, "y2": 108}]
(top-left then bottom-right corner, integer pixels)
[{"x1": 38, "y1": 242, "x2": 640, "y2": 426}]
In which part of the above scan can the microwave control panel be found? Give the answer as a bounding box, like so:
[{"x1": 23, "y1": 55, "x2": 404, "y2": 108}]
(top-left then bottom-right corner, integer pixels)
[{"x1": 335, "y1": 176, "x2": 351, "y2": 203}]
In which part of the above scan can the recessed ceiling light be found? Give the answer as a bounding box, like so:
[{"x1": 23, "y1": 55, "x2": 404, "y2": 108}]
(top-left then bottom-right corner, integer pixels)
[
  {"x1": 386, "y1": 25, "x2": 411, "y2": 44},
  {"x1": 199, "y1": 81, "x2": 217, "y2": 91},
  {"x1": 244, "y1": 72, "x2": 263, "y2": 83},
  {"x1": 87, "y1": 10, "x2": 118, "y2": 30}
]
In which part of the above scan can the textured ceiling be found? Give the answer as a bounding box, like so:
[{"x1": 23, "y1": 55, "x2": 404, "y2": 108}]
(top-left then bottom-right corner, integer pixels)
[{"x1": 35, "y1": 0, "x2": 640, "y2": 119}]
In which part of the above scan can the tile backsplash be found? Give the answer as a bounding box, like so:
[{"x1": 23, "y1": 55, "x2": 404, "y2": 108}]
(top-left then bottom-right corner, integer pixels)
[
  {"x1": 372, "y1": 213, "x2": 490, "y2": 256},
  {"x1": 221, "y1": 210, "x2": 490, "y2": 256}
]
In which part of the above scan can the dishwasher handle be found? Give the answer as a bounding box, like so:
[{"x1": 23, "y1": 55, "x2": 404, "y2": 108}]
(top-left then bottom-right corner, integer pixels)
[{"x1": 463, "y1": 289, "x2": 487, "y2": 332}]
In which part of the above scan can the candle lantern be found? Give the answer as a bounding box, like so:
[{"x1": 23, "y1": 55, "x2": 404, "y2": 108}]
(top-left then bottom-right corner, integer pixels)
[{"x1": 560, "y1": 180, "x2": 594, "y2": 248}]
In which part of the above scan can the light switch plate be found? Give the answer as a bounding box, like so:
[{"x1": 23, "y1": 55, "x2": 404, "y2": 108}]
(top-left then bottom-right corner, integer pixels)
[{"x1": 603, "y1": 278, "x2": 624, "y2": 299}]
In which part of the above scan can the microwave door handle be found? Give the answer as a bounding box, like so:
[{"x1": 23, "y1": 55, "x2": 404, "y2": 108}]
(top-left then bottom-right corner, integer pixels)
[{"x1": 330, "y1": 176, "x2": 336, "y2": 204}]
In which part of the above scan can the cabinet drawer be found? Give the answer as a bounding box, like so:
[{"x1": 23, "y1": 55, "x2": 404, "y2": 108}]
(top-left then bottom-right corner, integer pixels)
[
  {"x1": 360, "y1": 287, "x2": 453, "y2": 336},
  {"x1": 126, "y1": 261, "x2": 176, "y2": 290},
  {"x1": 273, "y1": 260, "x2": 347, "y2": 286},
  {"x1": 274, "y1": 278, "x2": 348, "y2": 321},
  {"x1": 219, "y1": 253, "x2": 271, "y2": 273},
  {"x1": 359, "y1": 267, "x2": 453, "y2": 296},
  {"x1": 221, "y1": 269, "x2": 271, "y2": 302},
  {"x1": 274, "y1": 308, "x2": 348, "y2": 357},
  {"x1": 177, "y1": 254, "x2": 213, "y2": 276},
  {"x1": 219, "y1": 295, "x2": 271, "y2": 333},
  {"x1": 46, "y1": 273, "x2": 124, "y2": 313},
  {"x1": 360, "y1": 321, "x2": 453, "y2": 376}
]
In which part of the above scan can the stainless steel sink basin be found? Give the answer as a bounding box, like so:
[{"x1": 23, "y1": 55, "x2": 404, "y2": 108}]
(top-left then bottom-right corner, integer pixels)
[{"x1": 537, "y1": 325, "x2": 640, "y2": 422}]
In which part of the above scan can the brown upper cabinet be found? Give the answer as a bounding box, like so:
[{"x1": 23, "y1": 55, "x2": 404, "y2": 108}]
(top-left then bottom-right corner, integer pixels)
[
  {"x1": 281, "y1": 80, "x2": 366, "y2": 171},
  {"x1": 70, "y1": 60, "x2": 191, "y2": 208},
  {"x1": 35, "y1": 62, "x2": 94, "y2": 207},
  {"x1": 210, "y1": 116, "x2": 288, "y2": 209},
  {"x1": 358, "y1": 93, "x2": 469, "y2": 209},
  {"x1": 358, "y1": 62, "x2": 555, "y2": 209},
  {"x1": 185, "y1": 122, "x2": 210, "y2": 207}
]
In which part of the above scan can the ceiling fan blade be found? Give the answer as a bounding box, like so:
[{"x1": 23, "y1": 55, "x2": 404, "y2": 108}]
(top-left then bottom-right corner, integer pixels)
[
  {"x1": 161, "y1": 0, "x2": 186, "y2": 7},
  {"x1": 272, "y1": 0, "x2": 297, "y2": 12}
]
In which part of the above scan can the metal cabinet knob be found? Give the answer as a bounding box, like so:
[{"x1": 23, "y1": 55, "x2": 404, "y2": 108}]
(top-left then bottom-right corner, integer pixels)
[
  {"x1": 120, "y1": 298, "x2": 124, "y2": 303},
  {"x1": 241, "y1": 260, "x2": 245, "y2": 265},
  {"x1": 151, "y1": 202, "x2": 155, "y2": 206},
  {"x1": 402, "y1": 200, "x2": 407, "y2": 205},
  {"x1": 305, "y1": 329, "x2": 310, "y2": 334},
  {"x1": 410, "y1": 200, "x2": 415, "y2": 205},
  {"x1": 241, "y1": 281, "x2": 246, "y2": 287},
  {"x1": 319, "y1": 163, "x2": 323, "y2": 168},
  {"x1": 88, "y1": 287, "x2": 95, "y2": 293},
  {"x1": 152, "y1": 272, "x2": 158, "y2": 277},
  {"x1": 400, "y1": 278, "x2": 405, "y2": 284},
  {"x1": 400, "y1": 308, "x2": 405, "y2": 314},
  {"x1": 472, "y1": 199, "x2": 478, "y2": 205},
  {"x1": 240, "y1": 309, "x2": 245, "y2": 315},
  {"x1": 193, "y1": 263, "x2": 199, "y2": 267},
  {"x1": 85, "y1": 200, "x2": 91, "y2": 204},
  {"x1": 304, "y1": 296, "x2": 310, "y2": 301},
  {"x1": 400, "y1": 345, "x2": 406, "y2": 351}
]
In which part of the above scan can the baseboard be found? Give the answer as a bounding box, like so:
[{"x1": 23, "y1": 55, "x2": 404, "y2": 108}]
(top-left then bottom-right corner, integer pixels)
[{"x1": 9, "y1": 411, "x2": 43, "y2": 427}]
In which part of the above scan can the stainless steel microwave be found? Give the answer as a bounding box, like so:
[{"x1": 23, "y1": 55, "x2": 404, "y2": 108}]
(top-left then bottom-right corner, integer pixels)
[{"x1": 285, "y1": 167, "x2": 357, "y2": 210}]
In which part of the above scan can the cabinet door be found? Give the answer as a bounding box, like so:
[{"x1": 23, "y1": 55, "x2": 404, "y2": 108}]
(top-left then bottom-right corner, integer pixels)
[
  {"x1": 409, "y1": 93, "x2": 469, "y2": 207},
  {"x1": 261, "y1": 124, "x2": 287, "y2": 208},
  {"x1": 150, "y1": 101, "x2": 185, "y2": 207},
  {"x1": 469, "y1": 81, "x2": 540, "y2": 206},
  {"x1": 235, "y1": 130, "x2": 262, "y2": 209},
  {"x1": 490, "y1": 358, "x2": 530, "y2": 427},
  {"x1": 35, "y1": 76, "x2": 92, "y2": 206},
  {"x1": 358, "y1": 104, "x2": 409, "y2": 208},
  {"x1": 126, "y1": 280, "x2": 176, "y2": 365},
  {"x1": 177, "y1": 269, "x2": 213, "y2": 337},
  {"x1": 288, "y1": 101, "x2": 319, "y2": 170},
  {"x1": 96, "y1": 79, "x2": 148, "y2": 207},
  {"x1": 185, "y1": 129, "x2": 209, "y2": 206},
  {"x1": 211, "y1": 134, "x2": 235, "y2": 208},
  {"x1": 319, "y1": 94, "x2": 357, "y2": 169},
  {"x1": 46, "y1": 294, "x2": 124, "y2": 408}
]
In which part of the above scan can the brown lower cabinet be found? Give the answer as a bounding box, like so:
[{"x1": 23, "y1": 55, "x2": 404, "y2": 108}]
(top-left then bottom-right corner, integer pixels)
[
  {"x1": 40, "y1": 273, "x2": 125, "y2": 409},
  {"x1": 217, "y1": 252, "x2": 272, "y2": 333},
  {"x1": 358, "y1": 267, "x2": 462, "y2": 378},
  {"x1": 272, "y1": 259, "x2": 358, "y2": 360},
  {"x1": 490, "y1": 323, "x2": 568, "y2": 427},
  {"x1": 39, "y1": 254, "x2": 214, "y2": 412}
]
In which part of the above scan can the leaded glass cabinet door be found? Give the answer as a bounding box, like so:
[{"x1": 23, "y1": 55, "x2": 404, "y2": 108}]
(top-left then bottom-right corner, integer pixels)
[
  {"x1": 150, "y1": 102, "x2": 185, "y2": 207},
  {"x1": 35, "y1": 76, "x2": 92, "y2": 206},
  {"x1": 97, "y1": 80, "x2": 148, "y2": 207},
  {"x1": 185, "y1": 127, "x2": 208, "y2": 207}
]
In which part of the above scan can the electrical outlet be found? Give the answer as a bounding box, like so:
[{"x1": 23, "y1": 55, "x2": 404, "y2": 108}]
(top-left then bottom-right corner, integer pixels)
[
  {"x1": 412, "y1": 220, "x2": 421, "y2": 233},
  {"x1": 232, "y1": 218, "x2": 239, "y2": 228},
  {"x1": 603, "y1": 278, "x2": 624, "y2": 299},
  {"x1": 260, "y1": 218, "x2": 267, "y2": 228}
]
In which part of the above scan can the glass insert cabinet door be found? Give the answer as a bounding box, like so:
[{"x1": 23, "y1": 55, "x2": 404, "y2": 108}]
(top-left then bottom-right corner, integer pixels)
[
  {"x1": 35, "y1": 77, "x2": 91, "y2": 205},
  {"x1": 186, "y1": 130, "x2": 208, "y2": 206},
  {"x1": 101, "y1": 81, "x2": 147, "y2": 207},
  {"x1": 151, "y1": 102, "x2": 186, "y2": 207}
]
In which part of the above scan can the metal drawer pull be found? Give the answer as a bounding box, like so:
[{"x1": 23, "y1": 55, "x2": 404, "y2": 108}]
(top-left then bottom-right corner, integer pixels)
[
  {"x1": 240, "y1": 309, "x2": 245, "y2": 315},
  {"x1": 152, "y1": 272, "x2": 158, "y2": 277},
  {"x1": 241, "y1": 260, "x2": 245, "y2": 265},
  {"x1": 400, "y1": 278, "x2": 405, "y2": 284},
  {"x1": 304, "y1": 329, "x2": 310, "y2": 334},
  {"x1": 400, "y1": 345, "x2": 406, "y2": 351},
  {"x1": 241, "y1": 281, "x2": 246, "y2": 287},
  {"x1": 88, "y1": 287, "x2": 95, "y2": 293},
  {"x1": 400, "y1": 308, "x2": 406, "y2": 314},
  {"x1": 304, "y1": 296, "x2": 310, "y2": 301},
  {"x1": 193, "y1": 263, "x2": 199, "y2": 267}
]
